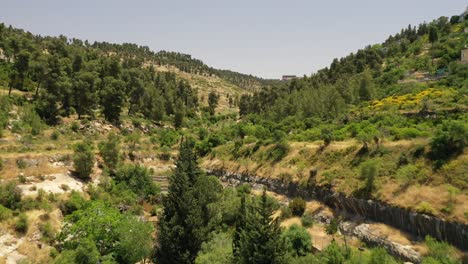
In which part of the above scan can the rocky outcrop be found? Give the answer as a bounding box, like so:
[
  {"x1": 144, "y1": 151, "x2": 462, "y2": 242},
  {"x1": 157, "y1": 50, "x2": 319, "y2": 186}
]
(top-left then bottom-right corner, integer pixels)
[
  {"x1": 340, "y1": 222, "x2": 421, "y2": 263},
  {"x1": 207, "y1": 168, "x2": 468, "y2": 251}
]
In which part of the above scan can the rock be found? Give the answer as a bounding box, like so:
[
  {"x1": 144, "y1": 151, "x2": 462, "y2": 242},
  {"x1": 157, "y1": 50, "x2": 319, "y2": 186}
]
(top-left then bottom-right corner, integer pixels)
[
  {"x1": 341, "y1": 222, "x2": 421, "y2": 263},
  {"x1": 207, "y1": 168, "x2": 468, "y2": 251}
]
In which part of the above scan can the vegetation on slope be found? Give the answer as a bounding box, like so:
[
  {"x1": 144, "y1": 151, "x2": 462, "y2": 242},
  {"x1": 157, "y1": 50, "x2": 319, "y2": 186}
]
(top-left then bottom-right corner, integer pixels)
[{"x1": 0, "y1": 10, "x2": 466, "y2": 264}]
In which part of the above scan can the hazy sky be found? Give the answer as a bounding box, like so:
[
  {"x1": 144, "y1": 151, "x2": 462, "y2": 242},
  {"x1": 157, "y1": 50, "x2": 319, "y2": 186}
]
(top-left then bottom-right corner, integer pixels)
[{"x1": 1, "y1": 0, "x2": 466, "y2": 79}]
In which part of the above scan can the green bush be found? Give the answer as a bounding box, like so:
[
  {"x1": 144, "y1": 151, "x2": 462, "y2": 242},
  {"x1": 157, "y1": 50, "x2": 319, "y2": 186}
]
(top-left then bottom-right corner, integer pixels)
[
  {"x1": 392, "y1": 127, "x2": 424, "y2": 140},
  {"x1": 73, "y1": 141, "x2": 95, "y2": 180},
  {"x1": 429, "y1": 120, "x2": 467, "y2": 168},
  {"x1": 0, "y1": 181, "x2": 22, "y2": 209},
  {"x1": 15, "y1": 213, "x2": 29, "y2": 233},
  {"x1": 39, "y1": 222, "x2": 55, "y2": 243},
  {"x1": 280, "y1": 206, "x2": 292, "y2": 220},
  {"x1": 195, "y1": 232, "x2": 233, "y2": 264},
  {"x1": 422, "y1": 236, "x2": 458, "y2": 264},
  {"x1": 359, "y1": 160, "x2": 378, "y2": 198},
  {"x1": 114, "y1": 164, "x2": 159, "y2": 200},
  {"x1": 51, "y1": 130, "x2": 60, "y2": 140},
  {"x1": 282, "y1": 224, "x2": 312, "y2": 257},
  {"x1": 59, "y1": 191, "x2": 87, "y2": 215},
  {"x1": 301, "y1": 214, "x2": 314, "y2": 228},
  {"x1": 99, "y1": 133, "x2": 121, "y2": 171},
  {"x1": 416, "y1": 202, "x2": 436, "y2": 215},
  {"x1": 289, "y1": 197, "x2": 306, "y2": 217},
  {"x1": 158, "y1": 129, "x2": 179, "y2": 147},
  {"x1": 158, "y1": 146, "x2": 172, "y2": 161},
  {"x1": 70, "y1": 121, "x2": 79, "y2": 132},
  {"x1": 0, "y1": 204, "x2": 12, "y2": 221},
  {"x1": 268, "y1": 140, "x2": 289, "y2": 162},
  {"x1": 16, "y1": 158, "x2": 27, "y2": 169}
]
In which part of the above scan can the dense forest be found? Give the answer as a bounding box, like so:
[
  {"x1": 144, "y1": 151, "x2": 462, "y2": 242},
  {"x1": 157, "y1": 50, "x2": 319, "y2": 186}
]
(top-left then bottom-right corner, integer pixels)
[{"x1": 0, "y1": 10, "x2": 467, "y2": 264}]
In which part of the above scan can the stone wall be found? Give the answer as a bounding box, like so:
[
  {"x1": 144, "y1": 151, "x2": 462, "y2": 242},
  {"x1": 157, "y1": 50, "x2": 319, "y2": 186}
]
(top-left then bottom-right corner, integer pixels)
[{"x1": 207, "y1": 168, "x2": 468, "y2": 251}]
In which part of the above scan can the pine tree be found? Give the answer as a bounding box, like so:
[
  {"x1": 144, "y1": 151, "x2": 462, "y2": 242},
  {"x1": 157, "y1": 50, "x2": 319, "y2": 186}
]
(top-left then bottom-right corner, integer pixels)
[
  {"x1": 155, "y1": 138, "x2": 205, "y2": 264},
  {"x1": 100, "y1": 77, "x2": 125, "y2": 124},
  {"x1": 429, "y1": 26, "x2": 438, "y2": 45},
  {"x1": 208, "y1": 91, "x2": 219, "y2": 116},
  {"x1": 238, "y1": 190, "x2": 287, "y2": 264},
  {"x1": 358, "y1": 69, "x2": 375, "y2": 102},
  {"x1": 233, "y1": 194, "x2": 247, "y2": 261}
]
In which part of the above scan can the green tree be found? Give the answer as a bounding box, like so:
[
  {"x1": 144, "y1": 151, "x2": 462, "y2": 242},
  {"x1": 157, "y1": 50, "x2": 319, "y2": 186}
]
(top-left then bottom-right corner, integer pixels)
[
  {"x1": 174, "y1": 99, "x2": 185, "y2": 129},
  {"x1": 9, "y1": 51, "x2": 30, "y2": 96},
  {"x1": 57, "y1": 200, "x2": 152, "y2": 262},
  {"x1": 429, "y1": 26, "x2": 439, "y2": 45},
  {"x1": 155, "y1": 138, "x2": 206, "y2": 264},
  {"x1": 72, "y1": 71, "x2": 100, "y2": 119},
  {"x1": 282, "y1": 224, "x2": 312, "y2": 257},
  {"x1": 114, "y1": 164, "x2": 159, "y2": 201},
  {"x1": 99, "y1": 133, "x2": 121, "y2": 172},
  {"x1": 195, "y1": 232, "x2": 233, "y2": 264},
  {"x1": 322, "y1": 241, "x2": 345, "y2": 264},
  {"x1": 208, "y1": 91, "x2": 219, "y2": 116},
  {"x1": 75, "y1": 238, "x2": 100, "y2": 264},
  {"x1": 359, "y1": 160, "x2": 378, "y2": 198},
  {"x1": 233, "y1": 194, "x2": 247, "y2": 261},
  {"x1": 238, "y1": 189, "x2": 287, "y2": 264},
  {"x1": 100, "y1": 77, "x2": 125, "y2": 124},
  {"x1": 289, "y1": 197, "x2": 306, "y2": 217},
  {"x1": 0, "y1": 181, "x2": 22, "y2": 210},
  {"x1": 73, "y1": 141, "x2": 95, "y2": 180},
  {"x1": 115, "y1": 216, "x2": 154, "y2": 264},
  {"x1": 358, "y1": 69, "x2": 375, "y2": 101},
  {"x1": 429, "y1": 120, "x2": 467, "y2": 167}
]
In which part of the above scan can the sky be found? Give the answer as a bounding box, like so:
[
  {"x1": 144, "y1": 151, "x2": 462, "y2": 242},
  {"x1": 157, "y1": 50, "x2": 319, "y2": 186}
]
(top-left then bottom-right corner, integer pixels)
[{"x1": 1, "y1": 0, "x2": 466, "y2": 79}]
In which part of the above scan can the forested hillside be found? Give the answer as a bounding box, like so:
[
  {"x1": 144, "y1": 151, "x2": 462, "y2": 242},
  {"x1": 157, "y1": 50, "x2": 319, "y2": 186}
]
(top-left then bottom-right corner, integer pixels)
[{"x1": 0, "y1": 11, "x2": 467, "y2": 264}]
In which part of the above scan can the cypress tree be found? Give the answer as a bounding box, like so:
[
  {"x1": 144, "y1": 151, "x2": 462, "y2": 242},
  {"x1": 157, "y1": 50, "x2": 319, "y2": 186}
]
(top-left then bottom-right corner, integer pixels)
[
  {"x1": 233, "y1": 194, "x2": 247, "y2": 261},
  {"x1": 155, "y1": 138, "x2": 205, "y2": 264},
  {"x1": 239, "y1": 190, "x2": 287, "y2": 264}
]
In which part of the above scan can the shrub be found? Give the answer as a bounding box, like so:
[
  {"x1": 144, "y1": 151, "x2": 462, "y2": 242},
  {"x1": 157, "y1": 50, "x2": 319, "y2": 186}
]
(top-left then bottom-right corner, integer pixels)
[
  {"x1": 158, "y1": 129, "x2": 179, "y2": 147},
  {"x1": 321, "y1": 128, "x2": 333, "y2": 146},
  {"x1": 114, "y1": 164, "x2": 159, "y2": 200},
  {"x1": 39, "y1": 222, "x2": 55, "y2": 243},
  {"x1": 412, "y1": 145, "x2": 425, "y2": 158},
  {"x1": 280, "y1": 206, "x2": 292, "y2": 220},
  {"x1": 429, "y1": 120, "x2": 467, "y2": 167},
  {"x1": 50, "y1": 130, "x2": 60, "y2": 140},
  {"x1": 301, "y1": 214, "x2": 314, "y2": 228},
  {"x1": 18, "y1": 104, "x2": 44, "y2": 135},
  {"x1": 392, "y1": 127, "x2": 423, "y2": 140},
  {"x1": 158, "y1": 146, "x2": 172, "y2": 161},
  {"x1": 416, "y1": 202, "x2": 436, "y2": 215},
  {"x1": 16, "y1": 159, "x2": 27, "y2": 169},
  {"x1": 423, "y1": 236, "x2": 458, "y2": 264},
  {"x1": 0, "y1": 181, "x2": 22, "y2": 209},
  {"x1": 282, "y1": 224, "x2": 312, "y2": 257},
  {"x1": 73, "y1": 141, "x2": 95, "y2": 180},
  {"x1": 360, "y1": 160, "x2": 378, "y2": 197},
  {"x1": 99, "y1": 133, "x2": 121, "y2": 171},
  {"x1": 195, "y1": 232, "x2": 233, "y2": 264},
  {"x1": 396, "y1": 164, "x2": 423, "y2": 184},
  {"x1": 60, "y1": 191, "x2": 86, "y2": 215},
  {"x1": 268, "y1": 140, "x2": 289, "y2": 162},
  {"x1": 75, "y1": 238, "x2": 100, "y2": 264},
  {"x1": 15, "y1": 213, "x2": 29, "y2": 233},
  {"x1": 289, "y1": 197, "x2": 306, "y2": 217},
  {"x1": 70, "y1": 121, "x2": 79, "y2": 132},
  {"x1": 0, "y1": 204, "x2": 12, "y2": 221}
]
